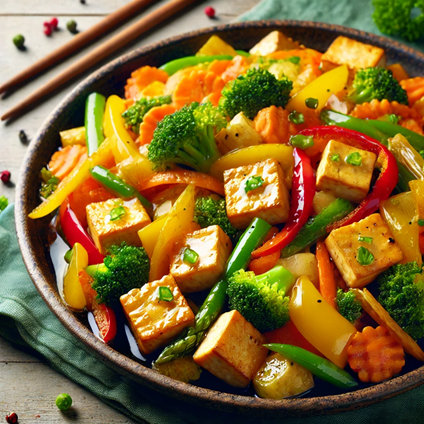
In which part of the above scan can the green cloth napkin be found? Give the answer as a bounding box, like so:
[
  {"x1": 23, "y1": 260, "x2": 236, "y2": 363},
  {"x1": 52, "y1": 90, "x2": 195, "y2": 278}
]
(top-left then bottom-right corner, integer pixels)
[{"x1": 2, "y1": 1, "x2": 424, "y2": 422}]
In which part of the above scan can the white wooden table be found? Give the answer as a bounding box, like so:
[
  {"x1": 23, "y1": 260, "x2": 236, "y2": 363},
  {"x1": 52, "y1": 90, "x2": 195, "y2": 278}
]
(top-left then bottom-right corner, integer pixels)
[{"x1": 0, "y1": 1, "x2": 259, "y2": 422}]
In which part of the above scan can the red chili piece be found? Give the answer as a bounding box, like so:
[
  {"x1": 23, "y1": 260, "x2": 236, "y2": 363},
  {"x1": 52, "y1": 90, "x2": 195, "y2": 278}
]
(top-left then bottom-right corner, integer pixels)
[
  {"x1": 59, "y1": 198, "x2": 105, "y2": 265},
  {"x1": 204, "y1": 6, "x2": 215, "y2": 17},
  {"x1": 0, "y1": 170, "x2": 11, "y2": 183},
  {"x1": 251, "y1": 147, "x2": 316, "y2": 258},
  {"x1": 5, "y1": 412, "x2": 18, "y2": 424},
  {"x1": 50, "y1": 17, "x2": 59, "y2": 29},
  {"x1": 298, "y1": 126, "x2": 398, "y2": 232}
]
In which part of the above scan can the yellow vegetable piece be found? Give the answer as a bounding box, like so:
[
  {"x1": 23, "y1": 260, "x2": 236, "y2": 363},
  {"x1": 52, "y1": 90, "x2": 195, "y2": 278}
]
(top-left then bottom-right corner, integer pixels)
[
  {"x1": 409, "y1": 179, "x2": 424, "y2": 245},
  {"x1": 209, "y1": 144, "x2": 294, "y2": 188},
  {"x1": 60, "y1": 126, "x2": 86, "y2": 147},
  {"x1": 63, "y1": 242, "x2": 88, "y2": 311},
  {"x1": 138, "y1": 213, "x2": 168, "y2": 259},
  {"x1": 196, "y1": 35, "x2": 238, "y2": 57},
  {"x1": 149, "y1": 184, "x2": 196, "y2": 281},
  {"x1": 289, "y1": 276, "x2": 357, "y2": 369},
  {"x1": 286, "y1": 65, "x2": 349, "y2": 114},
  {"x1": 29, "y1": 137, "x2": 113, "y2": 219},
  {"x1": 141, "y1": 81, "x2": 166, "y2": 98},
  {"x1": 380, "y1": 192, "x2": 422, "y2": 266},
  {"x1": 386, "y1": 63, "x2": 409, "y2": 82}
]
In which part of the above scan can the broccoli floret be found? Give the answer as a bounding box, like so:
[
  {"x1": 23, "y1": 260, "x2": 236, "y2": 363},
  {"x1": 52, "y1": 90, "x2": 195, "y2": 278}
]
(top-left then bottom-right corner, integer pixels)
[
  {"x1": 219, "y1": 68, "x2": 293, "y2": 120},
  {"x1": 347, "y1": 67, "x2": 408, "y2": 105},
  {"x1": 91, "y1": 242, "x2": 150, "y2": 305},
  {"x1": 377, "y1": 261, "x2": 424, "y2": 340},
  {"x1": 193, "y1": 196, "x2": 242, "y2": 243},
  {"x1": 372, "y1": 0, "x2": 424, "y2": 42},
  {"x1": 147, "y1": 102, "x2": 226, "y2": 173},
  {"x1": 122, "y1": 95, "x2": 172, "y2": 133},
  {"x1": 336, "y1": 288, "x2": 362, "y2": 324},
  {"x1": 39, "y1": 167, "x2": 60, "y2": 199},
  {"x1": 227, "y1": 265, "x2": 295, "y2": 332}
]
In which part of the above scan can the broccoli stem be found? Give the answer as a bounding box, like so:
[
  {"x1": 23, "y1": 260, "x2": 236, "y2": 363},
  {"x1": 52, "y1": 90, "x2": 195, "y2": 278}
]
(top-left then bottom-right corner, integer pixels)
[{"x1": 255, "y1": 265, "x2": 295, "y2": 293}]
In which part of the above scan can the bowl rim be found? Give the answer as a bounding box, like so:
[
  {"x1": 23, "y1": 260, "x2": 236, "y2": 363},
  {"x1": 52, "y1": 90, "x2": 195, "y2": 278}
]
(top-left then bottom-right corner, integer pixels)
[{"x1": 15, "y1": 19, "x2": 424, "y2": 416}]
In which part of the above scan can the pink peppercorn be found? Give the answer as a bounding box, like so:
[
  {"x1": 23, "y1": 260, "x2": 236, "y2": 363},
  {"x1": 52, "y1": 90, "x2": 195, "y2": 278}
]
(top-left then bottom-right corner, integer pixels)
[
  {"x1": 1, "y1": 171, "x2": 11, "y2": 184},
  {"x1": 43, "y1": 22, "x2": 52, "y2": 36},
  {"x1": 50, "y1": 17, "x2": 59, "y2": 30},
  {"x1": 204, "y1": 6, "x2": 215, "y2": 18}
]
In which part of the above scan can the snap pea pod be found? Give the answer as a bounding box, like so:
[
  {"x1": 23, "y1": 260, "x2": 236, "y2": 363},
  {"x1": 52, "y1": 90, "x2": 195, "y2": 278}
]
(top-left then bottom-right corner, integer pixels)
[
  {"x1": 85, "y1": 93, "x2": 106, "y2": 156},
  {"x1": 281, "y1": 198, "x2": 353, "y2": 258},
  {"x1": 159, "y1": 54, "x2": 233, "y2": 76},
  {"x1": 265, "y1": 344, "x2": 358, "y2": 388},
  {"x1": 90, "y1": 165, "x2": 152, "y2": 209},
  {"x1": 155, "y1": 217, "x2": 271, "y2": 364}
]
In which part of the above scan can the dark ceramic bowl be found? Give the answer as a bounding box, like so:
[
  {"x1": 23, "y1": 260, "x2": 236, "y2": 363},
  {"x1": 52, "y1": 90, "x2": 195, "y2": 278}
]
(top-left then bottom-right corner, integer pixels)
[{"x1": 15, "y1": 20, "x2": 424, "y2": 416}]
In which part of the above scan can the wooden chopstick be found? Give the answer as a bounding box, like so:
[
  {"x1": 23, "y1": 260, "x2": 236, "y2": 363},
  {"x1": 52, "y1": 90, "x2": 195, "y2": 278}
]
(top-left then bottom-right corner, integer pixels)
[
  {"x1": 0, "y1": 0, "x2": 157, "y2": 95},
  {"x1": 1, "y1": 0, "x2": 197, "y2": 121}
]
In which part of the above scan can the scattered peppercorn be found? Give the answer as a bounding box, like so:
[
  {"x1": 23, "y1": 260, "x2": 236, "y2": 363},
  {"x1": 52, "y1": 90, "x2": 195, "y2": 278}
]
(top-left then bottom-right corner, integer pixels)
[
  {"x1": 0, "y1": 170, "x2": 11, "y2": 184},
  {"x1": 19, "y1": 129, "x2": 28, "y2": 144},
  {"x1": 56, "y1": 393, "x2": 73, "y2": 411},
  {"x1": 12, "y1": 34, "x2": 25, "y2": 49},
  {"x1": 50, "y1": 17, "x2": 59, "y2": 30},
  {"x1": 0, "y1": 196, "x2": 8, "y2": 212},
  {"x1": 80, "y1": 0, "x2": 86, "y2": 3},
  {"x1": 66, "y1": 20, "x2": 78, "y2": 34},
  {"x1": 5, "y1": 412, "x2": 18, "y2": 424},
  {"x1": 204, "y1": 6, "x2": 215, "y2": 18},
  {"x1": 43, "y1": 22, "x2": 53, "y2": 36}
]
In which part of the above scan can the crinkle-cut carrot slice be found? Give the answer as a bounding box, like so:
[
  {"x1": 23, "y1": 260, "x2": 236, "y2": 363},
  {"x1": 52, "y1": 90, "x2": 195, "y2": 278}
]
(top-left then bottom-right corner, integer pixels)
[
  {"x1": 207, "y1": 59, "x2": 232, "y2": 76},
  {"x1": 124, "y1": 66, "x2": 169, "y2": 100},
  {"x1": 220, "y1": 55, "x2": 249, "y2": 83},
  {"x1": 400, "y1": 118, "x2": 424, "y2": 135},
  {"x1": 172, "y1": 69, "x2": 225, "y2": 109},
  {"x1": 351, "y1": 98, "x2": 419, "y2": 120},
  {"x1": 136, "y1": 104, "x2": 177, "y2": 146},
  {"x1": 205, "y1": 91, "x2": 222, "y2": 107},
  {"x1": 253, "y1": 105, "x2": 290, "y2": 144},
  {"x1": 400, "y1": 77, "x2": 424, "y2": 105},
  {"x1": 48, "y1": 144, "x2": 88, "y2": 180}
]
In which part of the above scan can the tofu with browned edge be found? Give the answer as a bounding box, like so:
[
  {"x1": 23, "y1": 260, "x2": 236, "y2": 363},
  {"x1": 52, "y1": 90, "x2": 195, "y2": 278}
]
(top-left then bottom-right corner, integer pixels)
[
  {"x1": 325, "y1": 214, "x2": 403, "y2": 288},
  {"x1": 120, "y1": 274, "x2": 195, "y2": 355},
  {"x1": 193, "y1": 310, "x2": 269, "y2": 388},
  {"x1": 249, "y1": 30, "x2": 300, "y2": 56},
  {"x1": 170, "y1": 225, "x2": 232, "y2": 293},
  {"x1": 86, "y1": 197, "x2": 151, "y2": 255},
  {"x1": 316, "y1": 139, "x2": 377, "y2": 204},
  {"x1": 224, "y1": 158, "x2": 290, "y2": 229}
]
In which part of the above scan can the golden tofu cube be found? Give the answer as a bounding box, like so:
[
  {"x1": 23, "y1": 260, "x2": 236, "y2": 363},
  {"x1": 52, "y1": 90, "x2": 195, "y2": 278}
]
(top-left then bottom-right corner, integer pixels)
[
  {"x1": 86, "y1": 198, "x2": 151, "y2": 255},
  {"x1": 325, "y1": 213, "x2": 403, "y2": 288},
  {"x1": 120, "y1": 274, "x2": 195, "y2": 355},
  {"x1": 224, "y1": 158, "x2": 290, "y2": 229},
  {"x1": 321, "y1": 36, "x2": 386, "y2": 73},
  {"x1": 249, "y1": 30, "x2": 300, "y2": 56},
  {"x1": 316, "y1": 139, "x2": 377, "y2": 204},
  {"x1": 170, "y1": 225, "x2": 232, "y2": 293},
  {"x1": 193, "y1": 310, "x2": 269, "y2": 388}
]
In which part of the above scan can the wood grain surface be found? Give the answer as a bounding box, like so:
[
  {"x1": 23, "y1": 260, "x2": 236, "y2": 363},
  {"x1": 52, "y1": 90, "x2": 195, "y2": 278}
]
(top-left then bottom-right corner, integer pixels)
[{"x1": 0, "y1": 1, "x2": 259, "y2": 422}]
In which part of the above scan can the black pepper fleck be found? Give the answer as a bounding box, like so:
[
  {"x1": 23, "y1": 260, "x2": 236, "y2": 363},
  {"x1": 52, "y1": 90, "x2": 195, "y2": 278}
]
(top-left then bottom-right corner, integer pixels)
[
  {"x1": 317, "y1": 299, "x2": 322, "y2": 303},
  {"x1": 388, "y1": 237, "x2": 395, "y2": 243}
]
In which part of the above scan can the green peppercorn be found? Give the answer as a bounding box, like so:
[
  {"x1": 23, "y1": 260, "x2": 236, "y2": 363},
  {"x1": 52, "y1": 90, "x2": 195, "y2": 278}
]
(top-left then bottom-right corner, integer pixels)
[
  {"x1": 66, "y1": 20, "x2": 78, "y2": 34},
  {"x1": 55, "y1": 393, "x2": 73, "y2": 411},
  {"x1": 13, "y1": 34, "x2": 25, "y2": 49}
]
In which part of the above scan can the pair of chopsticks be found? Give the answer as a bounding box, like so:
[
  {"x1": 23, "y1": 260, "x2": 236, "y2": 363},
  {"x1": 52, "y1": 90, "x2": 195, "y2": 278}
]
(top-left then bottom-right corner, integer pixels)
[{"x1": 1, "y1": 0, "x2": 198, "y2": 121}]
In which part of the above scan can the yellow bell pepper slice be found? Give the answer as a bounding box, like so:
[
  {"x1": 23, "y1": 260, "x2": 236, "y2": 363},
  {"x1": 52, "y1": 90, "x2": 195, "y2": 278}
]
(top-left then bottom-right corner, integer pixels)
[
  {"x1": 409, "y1": 179, "x2": 424, "y2": 250},
  {"x1": 149, "y1": 184, "x2": 196, "y2": 281},
  {"x1": 209, "y1": 144, "x2": 294, "y2": 188},
  {"x1": 380, "y1": 192, "x2": 422, "y2": 266},
  {"x1": 286, "y1": 65, "x2": 349, "y2": 114},
  {"x1": 59, "y1": 126, "x2": 86, "y2": 147},
  {"x1": 196, "y1": 35, "x2": 238, "y2": 57},
  {"x1": 29, "y1": 137, "x2": 113, "y2": 219},
  {"x1": 289, "y1": 276, "x2": 357, "y2": 369},
  {"x1": 63, "y1": 242, "x2": 88, "y2": 311},
  {"x1": 138, "y1": 213, "x2": 169, "y2": 259}
]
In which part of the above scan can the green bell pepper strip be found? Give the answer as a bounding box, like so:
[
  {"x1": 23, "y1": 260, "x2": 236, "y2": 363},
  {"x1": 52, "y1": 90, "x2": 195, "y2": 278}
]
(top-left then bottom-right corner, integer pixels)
[
  {"x1": 281, "y1": 198, "x2": 353, "y2": 258},
  {"x1": 159, "y1": 54, "x2": 234, "y2": 75},
  {"x1": 155, "y1": 217, "x2": 271, "y2": 364},
  {"x1": 265, "y1": 343, "x2": 358, "y2": 389},
  {"x1": 90, "y1": 165, "x2": 151, "y2": 209},
  {"x1": 85, "y1": 93, "x2": 106, "y2": 156}
]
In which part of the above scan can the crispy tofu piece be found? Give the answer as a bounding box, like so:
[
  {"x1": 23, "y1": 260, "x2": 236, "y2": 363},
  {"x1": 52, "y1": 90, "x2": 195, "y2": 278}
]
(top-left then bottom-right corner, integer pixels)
[
  {"x1": 193, "y1": 310, "x2": 269, "y2": 387},
  {"x1": 249, "y1": 31, "x2": 300, "y2": 56},
  {"x1": 321, "y1": 36, "x2": 386, "y2": 73},
  {"x1": 86, "y1": 198, "x2": 151, "y2": 255},
  {"x1": 224, "y1": 158, "x2": 290, "y2": 228},
  {"x1": 170, "y1": 225, "x2": 232, "y2": 293},
  {"x1": 325, "y1": 214, "x2": 403, "y2": 288},
  {"x1": 120, "y1": 274, "x2": 195, "y2": 355},
  {"x1": 316, "y1": 139, "x2": 377, "y2": 204}
]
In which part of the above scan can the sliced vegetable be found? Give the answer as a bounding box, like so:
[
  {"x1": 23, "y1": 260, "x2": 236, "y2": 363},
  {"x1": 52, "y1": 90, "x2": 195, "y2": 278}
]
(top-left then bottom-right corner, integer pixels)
[
  {"x1": 316, "y1": 241, "x2": 336, "y2": 308},
  {"x1": 85, "y1": 93, "x2": 106, "y2": 156},
  {"x1": 60, "y1": 127, "x2": 86, "y2": 147},
  {"x1": 159, "y1": 55, "x2": 234, "y2": 76}
]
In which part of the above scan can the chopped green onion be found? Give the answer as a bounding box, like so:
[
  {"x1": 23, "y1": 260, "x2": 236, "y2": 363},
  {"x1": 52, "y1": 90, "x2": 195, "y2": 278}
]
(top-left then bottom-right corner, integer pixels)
[
  {"x1": 183, "y1": 247, "x2": 199, "y2": 264},
  {"x1": 346, "y1": 152, "x2": 362, "y2": 166},
  {"x1": 158, "y1": 286, "x2": 174, "y2": 302},
  {"x1": 331, "y1": 154, "x2": 340, "y2": 162},
  {"x1": 109, "y1": 205, "x2": 126, "y2": 221},
  {"x1": 418, "y1": 219, "x2": 424, "y2": 227},
  {"x1": 287, "y1": 56, "x2": 301, "y2": 64},
  {"x1": 358, "y1": 236, "x2": 373, "y2": 244},
  {"x1": 289, "y1": 111, "x2": 305, "y2": 125},
  {"x1": 357, "y1": 246, "x2": 374, "y2": 266},
  {"x1": 245, "y1": 175, "x2": 264, "y2": 193},
  {"x1": 388, "y1": 114, "x2": 399, "y2": 124},
  {"x1": 290, "y1": 134, "x2": 314, "y2": 149},
  {"x1": 305, "y1": 98, "x2": 319, "y2": 109}
]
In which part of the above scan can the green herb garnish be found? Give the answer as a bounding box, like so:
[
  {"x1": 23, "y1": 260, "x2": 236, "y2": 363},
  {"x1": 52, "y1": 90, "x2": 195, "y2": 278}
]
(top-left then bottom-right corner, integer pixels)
[
  {"x1": 290, "y1": 134, "x2": 314, "y2": 149},
  {"x1": 158, "y1": 286, "x2": 174, "y2": 302},
  {"x1": 358, "y1": 236, "x2": 373, "y2": 244},
  {"x1": 346, "y1": 152, "x2": 362, "y2": 166},
  {"x1": 183, "y1": 247, "x2": 199, "y2": 265},
  {"x1": 331, "y1": 154, "x2": 340, "y2": 162},
  {"x1": 245, "y1": 175, "x2": 264, "y2": 193},
  {"x1": 305, "y1": 97, "x2": 319, "y2": 109},
  {"x1": 289, "y1": 111, "x2": 305, "y2": 125},
  {"x1": 109, "y1": 205, "x2": 126, "y2": 221},
  {"x1": 357, "y1": 246, "x2": 374, "y2": 266}
]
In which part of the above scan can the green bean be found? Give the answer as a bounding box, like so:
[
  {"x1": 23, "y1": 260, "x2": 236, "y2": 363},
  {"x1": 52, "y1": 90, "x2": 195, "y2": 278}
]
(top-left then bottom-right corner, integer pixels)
[{"x1": 85, "y1": 93, "x2": 106, "y2": 156}]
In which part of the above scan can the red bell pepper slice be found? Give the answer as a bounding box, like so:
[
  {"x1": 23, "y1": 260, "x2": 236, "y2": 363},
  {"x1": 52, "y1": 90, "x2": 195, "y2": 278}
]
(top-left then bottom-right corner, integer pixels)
[
  {"x1": 251, "y1": 148, "x2": 316, "y2": 258},
  {"x1": 298, "y1": 126, "x2": 398, "y2": 232},
  {"x1": 59, "y1": 198, "x2": 105, "y2": 265},
  {"x1": 78, "y1": 270, "x2": 117, "y2": 344}
]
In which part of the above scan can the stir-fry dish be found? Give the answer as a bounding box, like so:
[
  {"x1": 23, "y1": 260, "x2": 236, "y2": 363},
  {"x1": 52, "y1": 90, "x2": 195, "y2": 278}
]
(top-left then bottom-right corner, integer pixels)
[{"x1": 30, "y1": 30, "x2": 424, "y2": 398}]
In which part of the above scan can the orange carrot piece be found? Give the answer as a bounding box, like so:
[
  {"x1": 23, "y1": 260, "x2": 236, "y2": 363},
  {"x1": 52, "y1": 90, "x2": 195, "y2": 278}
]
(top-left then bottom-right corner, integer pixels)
[
  {"x1": 316, "y1": 240, "x2": 337, "y2": 308},
  {"x1": 48, "y1": 144, "x2": 88, "y2": 180},
  {"x1": 347, "y1": 326, "x2": 405, "y2": 383},
  {"x1": 136, "y1": 104, "x2": 177, "y2": 146},
  {"x1": 253, "y1": 105, "x2": 290, "y2": 144},
  {"x1": 400, "y1": 118, "x2": 424, "y2": 135},
  {"x1": 220, "y1": 55, "x2": 249, "y2": 83},
  {"x1": 206, "y1": 90, "x2": 222, "y2": 107},
  {"x1": 387, "y1": 63, "x2": 409, "y2": 82},
  {"x1": 401, "y1": 77, "x2": 424, "y2": 105},
  {"x1": 124, "y1": 66, "x2": 169, "y2": 100},
  {"x1": 207, "y1": 59, "x2": 232, "y2": 76},
  {"x1": 248, "y1": 227, "x2": 280, "y2": 274},
  {"x1": 351, "y1": 98, "x2": 419, "y2": 120}
]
